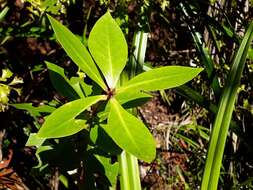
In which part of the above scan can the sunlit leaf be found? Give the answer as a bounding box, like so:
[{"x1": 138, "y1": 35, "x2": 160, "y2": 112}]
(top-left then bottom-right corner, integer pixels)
[
  {"x1": 116, "y1": 90, "x2": 151, "y2": 104},
  {"x1": 69, "y1": 77, "x2": 93, "y2": 98},
  {"x1": 47, "y1": 15, "x2": 106, "y2": 90},
  {"x1": 38, "y1": 95, "x2": 106, "y2": 138},
  {"x1": 88, "y1": 12, "x2": 128, "y2": 88},
  {"x1": 0, "y1": 84, "x2": 10, "y2": 104},
  {"x1": 0, "y1": 68, "x2": 13, "y2": 82},
  {"x1": 117, "y1": 66, "x2": 203, "y2": 95},
  {"x1": 11, "y1": 103, "x2": 56, "y2": 117},
  {"x1": 104, "y1": 98, "x2": 156, "y2": 162},
  {"x1": 0, "y1": 6, "x2": 9, "y2": 22},
  {"x1": 26, "y1": 133, "x2": 45, "y2": 147},
  {"x1": 9, "y1": 76, "x2": 23, "y2": 85}
]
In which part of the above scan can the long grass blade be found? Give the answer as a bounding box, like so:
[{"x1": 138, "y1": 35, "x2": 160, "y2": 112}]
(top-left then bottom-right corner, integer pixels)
[
  {"x1": 201, "y1": 20, "x2": 253, "y2": 190},
  {"x1": 180, "y1": 2, "x2": 221, "y2": 99},
  {"x1": 129, "y1": 31, "x2": 148, "y2": 78}
]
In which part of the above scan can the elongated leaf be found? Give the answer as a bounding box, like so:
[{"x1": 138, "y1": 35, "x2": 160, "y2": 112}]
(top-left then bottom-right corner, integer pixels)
[
  {"x1": 180, "y1": 2, "x2": 222, "y2": 98},
  {"x1": 47, "y1": 15, "x2": 106, "y2": 90},
  {"x1": 38, "y1": 95, "x2": 106, "y2": 138},
  {"x1": 11, "y1": 103, "x2": 56, "y2": 117},
  {"x1": 201, "y1": 21, "x2": 253, "y2": 190},
  {"x1": 142, "y1": 63, "x2": 217, "y2": 113},
  {"x1": 104, "y1": 98, "x2": 156, "y2": 162},
  {"x1": 0, "y1": 6, "x2": 9, "y2": 22},
  {"x1": 88, "y1": 12, "x2": 128, "y2": 88},
  {"x1": 116, "y1": 66, "x2": 203, "y2": 95},
  {"x1": 46, "y1": 61, "x2": 80, "y2": 100},
  {"x1": 192, "y1": 30, "x2": 221, "y2": 98}
]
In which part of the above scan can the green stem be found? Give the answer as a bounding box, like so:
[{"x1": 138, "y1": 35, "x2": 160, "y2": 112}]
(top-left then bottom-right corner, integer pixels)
[
  {"x1": 118, "y1": 151, "x2": 141, "y2": 190},
  {"x1": 118, "y1": 151, "x2": 131, "y2": 189}
]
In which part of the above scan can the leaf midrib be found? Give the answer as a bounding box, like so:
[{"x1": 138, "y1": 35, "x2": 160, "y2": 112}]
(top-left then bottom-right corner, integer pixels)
[
  {"x1": 118, "y1": 72, "x2": 192, "y2": 92},
  {"x1": 39, "y1": 96, "x2": 106, "y2": 137},
  {"x1": 106, "y1": 25, "x2": 114, "y2": 86},
  {"x1": 61, "y1": 34, "x2": 104, "y2": 88},
  {"x1": 111, "y1": 99, "x2": 142, "y2": 155}
]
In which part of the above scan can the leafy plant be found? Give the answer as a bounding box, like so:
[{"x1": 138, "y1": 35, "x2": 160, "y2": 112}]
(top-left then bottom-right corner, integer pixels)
[
  {"x1": 0, "y1": 68, "x2": 23, "y2": 112},
  {"x1": 24, "y1": 12, "x2": 202, "y2": 189},
  {"x1": 25, "y1": 0, "x2": 69, "y2": 15}
]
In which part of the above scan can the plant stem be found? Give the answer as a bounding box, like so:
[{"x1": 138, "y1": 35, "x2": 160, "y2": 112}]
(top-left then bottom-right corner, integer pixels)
[{"x1": 119, "y1": 151, "x2": 141, "y2": 190}]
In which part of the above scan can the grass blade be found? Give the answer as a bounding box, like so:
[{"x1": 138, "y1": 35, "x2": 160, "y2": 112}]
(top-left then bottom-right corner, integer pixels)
[
  {"x1": 180, "y1": 2, "x2": 221, "y2": 98},
  {"x1": 201, "y1": 21, "x2": 253, "y2": 190},
  {"x1": 129, "y1": 31, "x2": 148, "y2": 78}
]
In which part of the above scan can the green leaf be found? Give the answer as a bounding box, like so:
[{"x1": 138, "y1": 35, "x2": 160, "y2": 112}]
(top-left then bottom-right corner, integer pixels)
[
  {"x1": 116, "y1": 91, "x2": 152, "y2": 106},
  {"x1": 117, "y1": 66, "x2": 203, "y2": 95},
  {"x1": 69, "y1": 77, "x2": 86, "y2": 98},
  {"x1": 41, "y1": 0, "x2": 61, "y2": 14},
  {"x1": 0, "y1": 84, "x2": 10, "y2": 104},
  {"x1": 117, "y1": 30, "x2": 148, "y2": 190},
  {"x1": 104, "y1": 98, "x2": 156, "y2": 163},
  {"x1": 69, "y1": 77, "x2": 93, "y2": 98},
  {"x1": 46, "y1": 61, "x2": 80, "y2": 100},
  {"x1": 47, "y1": 15, "x2": 107, "y2": 90},
  {"x1": 0, "y1": 6, "x2": 9, "y2": 22},
  {"x1": 88, "y1": 12, "x2": 128, "y2": 88},
  {"x1": 201, "y1": 21, "x2": 253, "y2": 190},
  {"x1": 11, "y1": 103, "x2": 56, "y2": 117},
  {"x1": 95, "y1": 155, "x2": 119, "y2": 188},
  {"x1": 248, "y1": 47, "x2": 253, "y2": 60},
  {"x1": 90, "y1": 125, "x2": 122, "y2": 155},
  {"x1": 59, "y1": 175, "x2": 69, "y2": 188},
  {"x1": 191, "y1": 29, "x2": 221, "y2": 98},
  {"x1": 26, "y1": 133, "x2": 45, "y2": 147},
  {"x1": 34, "y1": 145, "x2": 53, "y2": 169},
  {"x1": 38, "y1": 95, "x2": 106, "y2": 138},
  {"x1": 0, "y1": 68, "x2": 13, "y2": 81}
]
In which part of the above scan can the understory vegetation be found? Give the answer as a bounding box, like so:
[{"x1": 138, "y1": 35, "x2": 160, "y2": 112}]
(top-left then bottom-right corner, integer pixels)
[{"x1": 0, "y1": 0, "x2": 253, "y2": 189}]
